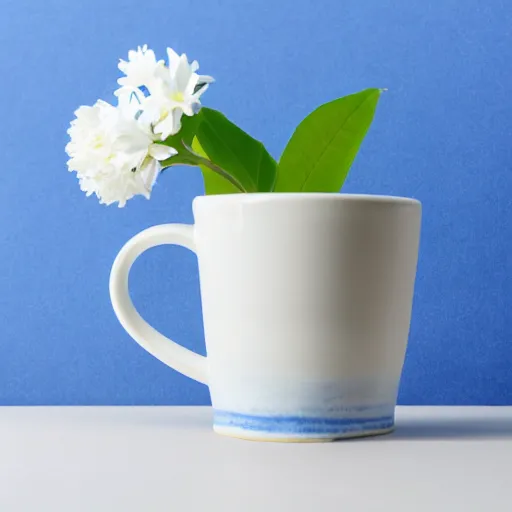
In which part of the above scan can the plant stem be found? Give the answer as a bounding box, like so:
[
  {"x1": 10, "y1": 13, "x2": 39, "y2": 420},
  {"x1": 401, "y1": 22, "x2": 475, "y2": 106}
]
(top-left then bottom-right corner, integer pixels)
[
  {"x1": 193, "y1": 154, "x2": 247, "y2": 193},
  {"x1": 180, "y1": 141, "x2": 247, "y2": 193}
]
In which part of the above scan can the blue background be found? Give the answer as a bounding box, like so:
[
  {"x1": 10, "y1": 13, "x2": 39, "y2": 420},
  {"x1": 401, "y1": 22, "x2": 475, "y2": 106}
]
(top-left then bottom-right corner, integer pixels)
[{"x1": 0, "y1": 0, "x2": 510, "y2": 405}]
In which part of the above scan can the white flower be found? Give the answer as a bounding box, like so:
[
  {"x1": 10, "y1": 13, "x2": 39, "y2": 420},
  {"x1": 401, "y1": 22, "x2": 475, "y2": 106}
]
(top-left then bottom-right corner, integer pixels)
[
  {"x1": 117, "y1": 46, "x2": 213, "y2": 140},
  {"x1": 66, "y1": 45, "x2": 211, "y2": 207},
  {"x1": 117, "y1": 44, "x2": 164, "y2": 94},
  {"x1": 147, "y1": 48, "x2": 213, "y2": 139},
  {"x1": 66, "y1": 98, "x2": 176, "y2": 207}
]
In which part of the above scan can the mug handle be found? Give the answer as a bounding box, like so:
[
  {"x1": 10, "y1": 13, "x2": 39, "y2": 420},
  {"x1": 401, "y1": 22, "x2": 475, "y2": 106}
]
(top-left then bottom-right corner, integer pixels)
[{"x1": 109, "y1": 224, "x2": 208, "y2": 385}]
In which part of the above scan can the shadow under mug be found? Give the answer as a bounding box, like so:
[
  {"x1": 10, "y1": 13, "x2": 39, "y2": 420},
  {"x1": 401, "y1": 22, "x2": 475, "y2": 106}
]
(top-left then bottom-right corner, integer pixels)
[{"x1": 110, "y1": 193, "x2": 421, "y2": 442}]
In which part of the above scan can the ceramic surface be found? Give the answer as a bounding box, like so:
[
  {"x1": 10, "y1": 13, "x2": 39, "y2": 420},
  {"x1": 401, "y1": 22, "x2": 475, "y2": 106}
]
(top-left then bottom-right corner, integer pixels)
[{"x1": 110, "y1": 194, "x2": 421, "y2": 441}]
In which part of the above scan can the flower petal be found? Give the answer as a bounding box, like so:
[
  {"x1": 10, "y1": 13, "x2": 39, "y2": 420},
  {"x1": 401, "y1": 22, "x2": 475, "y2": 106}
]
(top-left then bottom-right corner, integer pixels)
[
  {"x1": 141, "y1": 157, "x2": 161, "y2": 190},
  {"x1": 166, "y1": 47, "x2": 181, "y2": 71},
  {"x1": 148, "y1": 143, "x2": 178, "y2": 160}
]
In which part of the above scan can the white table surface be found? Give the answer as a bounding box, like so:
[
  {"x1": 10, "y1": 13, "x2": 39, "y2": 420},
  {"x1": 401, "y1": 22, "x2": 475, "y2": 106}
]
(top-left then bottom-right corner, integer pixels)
[{"x1": 1, "y1": 406, "x2": 511, "y2": 511}]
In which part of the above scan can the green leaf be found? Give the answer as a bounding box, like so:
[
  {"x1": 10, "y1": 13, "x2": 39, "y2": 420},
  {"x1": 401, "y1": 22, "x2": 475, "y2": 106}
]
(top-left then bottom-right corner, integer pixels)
[
  {"x1": 275, "y1": 88, "x2": 382, "y2": 193},
  {"x1": 195, "y1": 107, "x2": 277, "y2": 193},
  {"x1": 159, "y1": 112, "x2": 203, "y2": 167},
  {"x1": 191, "y1": 137, "x2": 240, "y2": 195}
]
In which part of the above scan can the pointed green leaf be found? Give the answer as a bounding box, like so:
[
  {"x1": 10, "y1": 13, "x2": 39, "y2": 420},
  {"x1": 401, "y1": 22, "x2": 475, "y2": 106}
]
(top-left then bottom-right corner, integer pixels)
[
  {"x1": 192, "y1": 137, "x2": 240, "y2": 195},
  {"x1": 275, "y1": 88, "x2": 382, "y2": 192},
  {"x1": 196, "y1": 107, "x2": 277, "y2": 193}
]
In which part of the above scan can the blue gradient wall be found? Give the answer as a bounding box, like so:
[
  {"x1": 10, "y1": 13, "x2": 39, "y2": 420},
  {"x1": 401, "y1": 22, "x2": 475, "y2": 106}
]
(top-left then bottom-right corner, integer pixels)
[{"x1": 0, "y1": 0, "x2": 510, "y2": 404}]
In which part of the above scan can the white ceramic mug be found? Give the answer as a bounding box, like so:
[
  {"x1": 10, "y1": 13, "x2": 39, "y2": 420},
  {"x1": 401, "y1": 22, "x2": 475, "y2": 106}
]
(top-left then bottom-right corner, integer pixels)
[{"x1": 110, "y1": 194, "x2": 421, "y2": 441}]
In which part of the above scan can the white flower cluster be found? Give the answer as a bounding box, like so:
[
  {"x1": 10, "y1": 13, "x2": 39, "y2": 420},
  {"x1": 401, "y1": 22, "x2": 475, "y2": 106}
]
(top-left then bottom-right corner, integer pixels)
[{"x1": 66, "y1": 45, "x2": 213, "y2": 207}]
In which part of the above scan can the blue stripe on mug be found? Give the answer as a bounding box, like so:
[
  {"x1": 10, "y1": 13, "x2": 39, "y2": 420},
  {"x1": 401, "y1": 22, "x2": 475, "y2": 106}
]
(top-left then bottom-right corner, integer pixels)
[{"x1": 214, "y1": 410, "x2": 394, "y2": 435}]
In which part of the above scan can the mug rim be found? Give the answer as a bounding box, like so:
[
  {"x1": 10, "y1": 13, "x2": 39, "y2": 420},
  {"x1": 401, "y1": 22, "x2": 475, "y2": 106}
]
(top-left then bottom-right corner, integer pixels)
[{"x1": 193, "y1": 193, "x2": 421, "y2": 206}]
